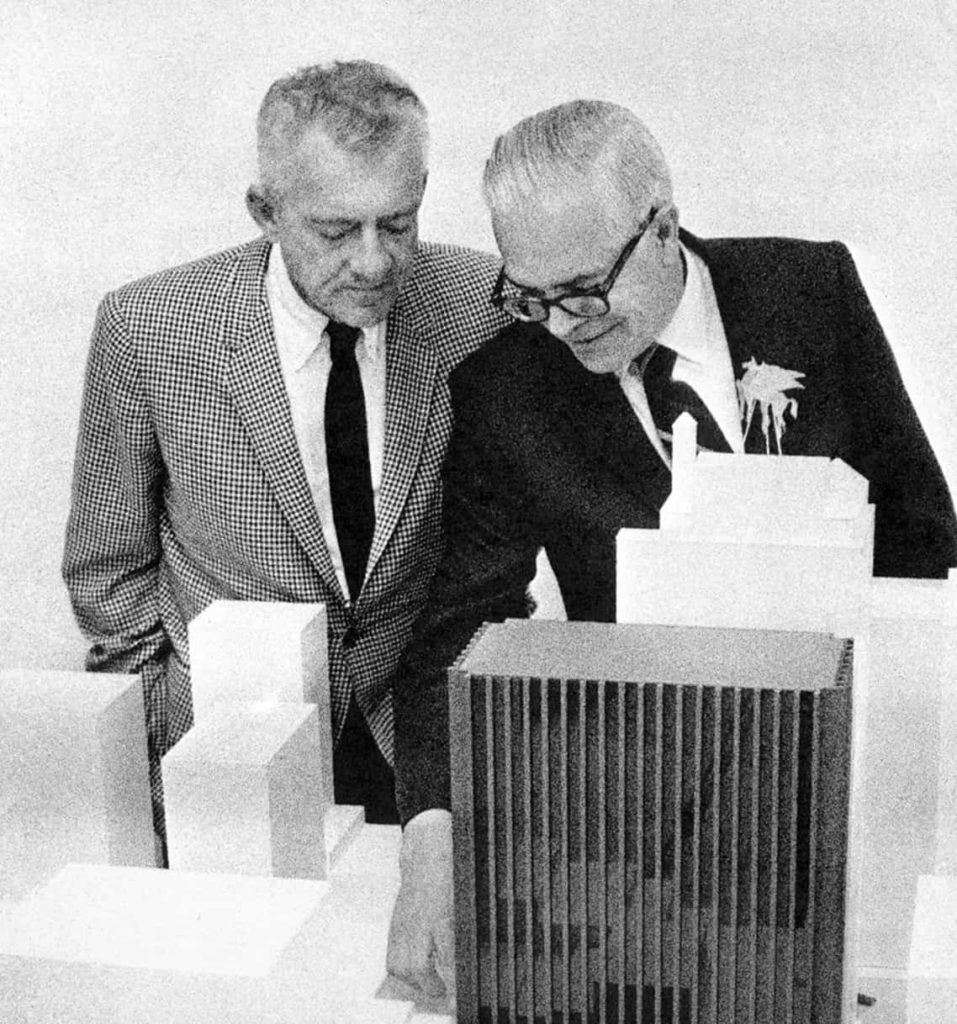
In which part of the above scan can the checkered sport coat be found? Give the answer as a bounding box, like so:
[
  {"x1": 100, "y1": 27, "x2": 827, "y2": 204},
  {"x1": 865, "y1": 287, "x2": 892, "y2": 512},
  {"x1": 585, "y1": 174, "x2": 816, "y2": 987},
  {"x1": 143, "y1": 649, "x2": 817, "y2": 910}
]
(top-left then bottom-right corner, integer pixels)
[{"x1": 63, "y1": 236, "x2": 507, "y2": 780}]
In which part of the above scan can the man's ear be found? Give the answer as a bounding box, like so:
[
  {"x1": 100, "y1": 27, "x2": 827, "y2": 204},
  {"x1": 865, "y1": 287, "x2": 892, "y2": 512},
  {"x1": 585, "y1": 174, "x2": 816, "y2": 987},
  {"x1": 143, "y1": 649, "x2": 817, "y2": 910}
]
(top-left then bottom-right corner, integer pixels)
[
  {"x1": 246, "y1": 186, "x2": 278, "y2": 236},
  {"x1": 656, "y1": 204, "x2": 681, "y2": 264},
  {"x1": 657, "y1": 203, "x2": 680, "y2": 242}
]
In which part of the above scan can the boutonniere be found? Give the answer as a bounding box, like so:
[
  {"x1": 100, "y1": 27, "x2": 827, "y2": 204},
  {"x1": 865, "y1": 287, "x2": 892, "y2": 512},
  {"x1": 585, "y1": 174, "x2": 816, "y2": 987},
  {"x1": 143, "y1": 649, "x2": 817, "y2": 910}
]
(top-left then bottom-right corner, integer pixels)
[{"x1": 736, "y1": 357, "x2": 805, "y2": 454}]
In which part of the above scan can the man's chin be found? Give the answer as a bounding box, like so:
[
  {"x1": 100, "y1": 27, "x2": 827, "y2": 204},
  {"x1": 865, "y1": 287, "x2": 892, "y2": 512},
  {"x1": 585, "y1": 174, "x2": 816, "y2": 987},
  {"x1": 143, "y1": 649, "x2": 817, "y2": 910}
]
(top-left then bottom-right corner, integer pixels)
[
  {"x1": 565, "y1": 337, "x2": 621, "y2": 375},
  {"x1": 333, "y1": 290, "x2": 398, "y2": 328}
]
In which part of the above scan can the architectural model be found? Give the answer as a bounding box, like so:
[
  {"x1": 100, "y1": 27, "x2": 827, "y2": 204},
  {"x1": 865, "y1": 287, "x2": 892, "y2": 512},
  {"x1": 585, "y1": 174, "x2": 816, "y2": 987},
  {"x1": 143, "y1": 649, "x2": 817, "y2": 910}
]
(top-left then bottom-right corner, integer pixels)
[
  {"x1": 0, "y1": 669, "x2": 154, "y2": 899},
  {"x1": 162, "y1": 702, "x2": 328, "y2": 878},
  {"x1": 0, "y1": 601, "x2": 427, "y2": 1022},
  {"x1": 0, "y1": 860, "x2": 413, "y2": 1024},
  {"x1": 189, "y1": 599, "x2": 334, "y2": 808},
  {"x1": 615, "y1": 414, "x2": 957, "y2": 1022},
  {"x1": 618, "y1": 414, "x2": 874, "y2": 634},
  {"x1": 449, "y1": 619, "x2": 853, "y2": 1024},
  {"x1": 2, "y1": 414, "x2": 954, "y2": 1023}
]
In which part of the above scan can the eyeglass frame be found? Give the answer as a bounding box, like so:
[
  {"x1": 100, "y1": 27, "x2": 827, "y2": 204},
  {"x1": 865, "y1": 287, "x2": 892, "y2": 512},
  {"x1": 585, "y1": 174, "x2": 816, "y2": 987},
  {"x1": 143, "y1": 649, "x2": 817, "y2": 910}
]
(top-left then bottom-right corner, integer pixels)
[{"x1": 490, "y1": 204, "x2": 665, "y2": 323}]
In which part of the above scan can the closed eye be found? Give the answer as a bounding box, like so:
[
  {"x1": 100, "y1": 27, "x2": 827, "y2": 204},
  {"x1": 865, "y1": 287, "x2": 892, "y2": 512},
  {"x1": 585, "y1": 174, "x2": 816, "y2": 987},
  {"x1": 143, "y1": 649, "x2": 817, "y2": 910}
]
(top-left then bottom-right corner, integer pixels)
[
  {"x1": 380, "y1": 216, "x2": 415, "y2": 236},
  {"x1": 309, "y1": 219, "x2": 357, "y2": 242}
]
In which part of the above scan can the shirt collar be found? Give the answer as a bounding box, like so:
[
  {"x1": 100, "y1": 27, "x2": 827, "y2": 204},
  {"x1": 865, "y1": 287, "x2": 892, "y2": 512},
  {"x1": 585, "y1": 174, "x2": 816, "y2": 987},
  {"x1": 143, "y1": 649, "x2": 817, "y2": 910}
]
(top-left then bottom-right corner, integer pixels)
[
  {"x1": 266, "y1": 242, "x2": 384, "y2": 371},
  {"x1": 654, "y1": 243, "x2": 711, "y2": 366}
]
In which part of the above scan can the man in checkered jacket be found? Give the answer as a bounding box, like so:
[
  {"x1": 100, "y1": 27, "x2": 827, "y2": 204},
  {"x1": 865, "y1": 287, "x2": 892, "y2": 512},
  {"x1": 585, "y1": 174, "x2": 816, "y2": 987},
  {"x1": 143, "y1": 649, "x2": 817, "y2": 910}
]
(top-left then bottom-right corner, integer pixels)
[{"x1": 62, "y1": 61, "x2": 507, "y2": 835}]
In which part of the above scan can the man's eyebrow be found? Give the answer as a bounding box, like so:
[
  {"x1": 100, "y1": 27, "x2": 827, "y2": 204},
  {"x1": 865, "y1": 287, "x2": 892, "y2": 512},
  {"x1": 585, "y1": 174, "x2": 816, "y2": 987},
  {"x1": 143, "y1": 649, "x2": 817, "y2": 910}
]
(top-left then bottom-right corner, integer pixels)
[
  {"x1": 378, "y1": 205, "x2": 419, "y2": 223},
  {"x1": 503, "y1": 266, "x2": 604, "y2": 295},
  {"x1": 309, "y1": 216, "x2": 357, "y2": 229}
]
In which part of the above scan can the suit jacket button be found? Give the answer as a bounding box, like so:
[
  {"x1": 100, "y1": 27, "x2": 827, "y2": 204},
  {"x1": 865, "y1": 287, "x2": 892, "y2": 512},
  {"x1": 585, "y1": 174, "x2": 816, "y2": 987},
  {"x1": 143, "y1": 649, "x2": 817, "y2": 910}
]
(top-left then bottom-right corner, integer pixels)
[{"x1": 342, "y1": 626, "x2": 359, "y2": 650}]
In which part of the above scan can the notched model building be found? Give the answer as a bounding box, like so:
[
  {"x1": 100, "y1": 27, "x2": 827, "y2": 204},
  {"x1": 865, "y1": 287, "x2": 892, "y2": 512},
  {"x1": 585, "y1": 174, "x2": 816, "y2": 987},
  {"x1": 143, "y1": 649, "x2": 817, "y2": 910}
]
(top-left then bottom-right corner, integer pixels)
[
  {"x1": 450, "y1": 620, "x2": 853, "y2": 1024},
  {"x1": 449, "y1": 416, "x2": 865, "y2": 1024}
]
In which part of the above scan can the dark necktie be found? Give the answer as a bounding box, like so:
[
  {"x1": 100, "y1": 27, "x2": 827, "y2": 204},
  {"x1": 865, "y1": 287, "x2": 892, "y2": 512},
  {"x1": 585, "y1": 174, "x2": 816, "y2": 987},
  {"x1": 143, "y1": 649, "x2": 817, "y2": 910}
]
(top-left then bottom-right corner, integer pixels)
[
  {"x1": 324, "y1": 320, "x2": 375, "y2": 603},
  {"x1": 640, "y1": 343, "x2": 729, "y2": 455}
]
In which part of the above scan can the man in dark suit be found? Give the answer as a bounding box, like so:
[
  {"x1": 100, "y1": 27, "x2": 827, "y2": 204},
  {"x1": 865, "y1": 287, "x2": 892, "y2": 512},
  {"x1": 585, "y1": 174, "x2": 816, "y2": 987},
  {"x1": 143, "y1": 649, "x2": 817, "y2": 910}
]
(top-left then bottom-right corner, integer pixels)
[
  {"x1": 386, "y1": 99, "x2": 957, "y2": 995},
  {"x1": 62, "y1": 61, "x2": 507, "y2": 836}
]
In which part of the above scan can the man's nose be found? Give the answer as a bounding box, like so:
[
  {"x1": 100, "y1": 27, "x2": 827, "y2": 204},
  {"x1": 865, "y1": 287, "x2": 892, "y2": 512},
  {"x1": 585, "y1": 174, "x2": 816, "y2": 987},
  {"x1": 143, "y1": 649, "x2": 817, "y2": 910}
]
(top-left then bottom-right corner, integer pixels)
[
  {"x1": 544, "y1": 304, "x2": 580, "y2": 340},
  {"x1": 351, "y1": 227, "x2": 391, "y2": 281}
]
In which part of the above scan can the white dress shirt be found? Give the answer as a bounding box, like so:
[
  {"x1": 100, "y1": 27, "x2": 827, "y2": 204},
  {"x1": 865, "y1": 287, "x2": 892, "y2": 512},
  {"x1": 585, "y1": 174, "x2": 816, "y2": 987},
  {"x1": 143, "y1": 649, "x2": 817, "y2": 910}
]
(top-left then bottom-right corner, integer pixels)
[
  {"x1": 618, "y1": 245, "x2": 744, "y2": 468},
  {"x1": 266, "y1": 242, "x2": 387, "y2": 601}
]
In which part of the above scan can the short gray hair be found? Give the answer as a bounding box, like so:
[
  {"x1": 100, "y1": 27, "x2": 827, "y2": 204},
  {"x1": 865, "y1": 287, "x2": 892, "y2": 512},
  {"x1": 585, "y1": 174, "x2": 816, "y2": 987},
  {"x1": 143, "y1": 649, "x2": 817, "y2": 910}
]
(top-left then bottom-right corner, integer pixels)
[
  {"x1": 257, "y1": 60, "x2": 428, "y2": 195},
  {"x1": 483, "y1": 100, "x2": 672, "y2": 226}
]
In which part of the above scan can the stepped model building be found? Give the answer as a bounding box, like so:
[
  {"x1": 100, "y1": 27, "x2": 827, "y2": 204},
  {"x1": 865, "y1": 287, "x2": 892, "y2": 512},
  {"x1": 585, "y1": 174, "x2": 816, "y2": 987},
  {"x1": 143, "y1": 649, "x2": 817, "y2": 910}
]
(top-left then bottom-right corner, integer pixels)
[
  {"x1": 162, "y1": 702, "x2": 328, "y2": 879},
  {"x1": 617, "y1": 414, "x2": 874, "y2": 633},
  {"x1": 449, "y1": 619, "x2": 854, "y2": 1024},
  {"x1": 188, "y1": 600, "x2": 334, "y2": 809}
]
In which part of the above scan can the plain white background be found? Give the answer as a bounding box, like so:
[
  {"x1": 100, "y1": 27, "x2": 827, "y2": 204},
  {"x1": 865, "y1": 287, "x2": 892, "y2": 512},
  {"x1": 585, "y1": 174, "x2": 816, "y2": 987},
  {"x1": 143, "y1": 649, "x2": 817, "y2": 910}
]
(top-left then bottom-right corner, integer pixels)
[{"x1": 2, "y1": 0, "x2": 956, "y2": 669}]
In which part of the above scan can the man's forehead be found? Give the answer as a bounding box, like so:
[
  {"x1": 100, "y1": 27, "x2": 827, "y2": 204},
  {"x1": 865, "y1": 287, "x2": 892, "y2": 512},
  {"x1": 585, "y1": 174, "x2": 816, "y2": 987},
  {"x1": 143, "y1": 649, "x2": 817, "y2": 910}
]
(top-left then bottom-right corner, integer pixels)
[
  {"x1": 282, "y1": 129, "x2": 426, "y2": 215},
  {"x1": 495, "y1": 200, "x2": 623, "y2": 290}
]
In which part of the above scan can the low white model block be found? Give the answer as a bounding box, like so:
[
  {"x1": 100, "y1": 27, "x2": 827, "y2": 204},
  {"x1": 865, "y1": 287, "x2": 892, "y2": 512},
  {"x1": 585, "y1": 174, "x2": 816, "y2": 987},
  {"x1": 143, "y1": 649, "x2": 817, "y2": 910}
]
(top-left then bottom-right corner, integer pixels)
[
  {"x1": 935, "y1": 570, "x2": 957, "y2": 873},
  {"x1": 906, "y1": 875, "x2": 957, "y2": 1023},
  {"x1": 0, "y1": 669, "x2": 154, "y2": 898},
  {"x1": 188, "y1": 599, "x2": 333, "y2": 807},
  {"x1": 163, "y1": 702, "x2": 327, "y2": 879},
  {"x1": 324, "y1": 803, "x2": 367, "y2": 871},
  {"x1": 617, "y1": 441, "x2": 874, "y2": 631},
  {"x1": 330, "y1": 821, "x2": 402, "y2": 882},
  {"x1": 853, "y1": 579, "x2": 950, "y2": 975},
  {"x1": 0, "y1": 863, "x2": 414, "y2": 1024}
]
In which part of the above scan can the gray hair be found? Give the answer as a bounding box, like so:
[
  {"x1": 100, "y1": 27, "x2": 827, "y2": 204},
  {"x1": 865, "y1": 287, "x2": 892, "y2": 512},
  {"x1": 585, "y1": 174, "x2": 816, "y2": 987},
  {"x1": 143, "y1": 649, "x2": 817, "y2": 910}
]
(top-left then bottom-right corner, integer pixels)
[
  {"x1": 257, "y1": 60, "x2": 428, "y2": 195},
  {"x1": 483, "y1": 100, "x2": 672, "y2": 226}
]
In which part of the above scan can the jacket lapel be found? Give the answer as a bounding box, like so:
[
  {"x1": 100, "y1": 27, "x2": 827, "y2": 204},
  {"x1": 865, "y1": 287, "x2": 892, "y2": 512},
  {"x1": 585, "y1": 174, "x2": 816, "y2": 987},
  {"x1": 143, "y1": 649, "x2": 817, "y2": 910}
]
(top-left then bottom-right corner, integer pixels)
[
  {"x1": 686, "y1": 232, "x2": 809, "y2": 456},
  {"x1": 221, "y1": 240, "x2": 344, "y2": 598},
  {"x1": 534, "y1": 329, "x2": 673, "y2": 518},
  {"x1": 366, "y1": 281, "x2": 439, "y2": 582}
]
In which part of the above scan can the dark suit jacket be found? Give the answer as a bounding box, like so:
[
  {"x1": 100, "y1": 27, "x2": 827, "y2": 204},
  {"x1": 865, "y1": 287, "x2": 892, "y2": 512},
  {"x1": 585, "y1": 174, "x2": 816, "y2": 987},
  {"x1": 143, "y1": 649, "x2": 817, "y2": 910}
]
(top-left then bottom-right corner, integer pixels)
[{"x1": 394, "y1": 232, "x2": 957, "y2": 822}]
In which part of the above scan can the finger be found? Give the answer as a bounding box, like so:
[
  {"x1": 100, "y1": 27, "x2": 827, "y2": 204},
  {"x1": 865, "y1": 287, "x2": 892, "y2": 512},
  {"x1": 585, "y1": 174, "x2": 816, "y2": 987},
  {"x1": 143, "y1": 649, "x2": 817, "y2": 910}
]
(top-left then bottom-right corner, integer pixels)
[
  {"x1": 386, "y1": 921, "x2": 443, "y2": 997},
  {"x1": 433, "y1": 925, "x2": 457, "y2": 1001},
  {"x1": 417, "y1": 960, "x2": 448, "y2": 999}
]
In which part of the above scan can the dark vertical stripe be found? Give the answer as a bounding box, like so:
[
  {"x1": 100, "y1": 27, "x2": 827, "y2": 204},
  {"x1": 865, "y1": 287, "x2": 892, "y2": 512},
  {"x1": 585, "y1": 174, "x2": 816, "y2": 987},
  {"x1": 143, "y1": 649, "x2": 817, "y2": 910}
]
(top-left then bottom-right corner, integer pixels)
[
  {"x1": 636, "y1": 681, "x2": 646, "y2": 1010},
  {"x1": 691, "y1": 686, "x2": 703, "y2": 1024},
  {"x1": 708, "y1": 688, "x2": 720, "y2": 1024},
  {"x1": 786, "y1": 689, "x2": 800, "y2": 1023},
  {"x1": 561, "y1": 681, "x2": 571, "y2": 1023},
  {"x1": 503, "y1": 677, "x2": 517, "y2": 1017},
  {"x1": 709, "y1": 687, "x2": 721, "y2": 1024},
  {"x1": 485, "y1": 682, "x2": 499, "y2": 1017},
  {"x1": 579, "y1": 680, "x2": 589, "y2": 1022},
  {"x1": 673, "y1": 685, "x2": 684, "y2": 1023},
  {"x1": 449, "y1": 664, "x2": 478, "y2": 1018},
  {"x1": 597, "y1": 681, "x2": 608, "y2": 1023},
  {"x1": 654, "y1": 684, "x2": 664, "y2": 1022},
  {"x1": 618, "y1": 682, "x2": 627, "y2": 1024},
  {"x1": 767, "y1": 691, "x2": 781, "y2": 1024},
  {"x1": 541, "y1": 679, "x2": 554, "y2": 1021},
  {"x1": 747, "y1": 690, "x2": 761, "y2": 1023},
  {"x1": 523, "y1": 678, "x2": 535, "y2": 1021}
]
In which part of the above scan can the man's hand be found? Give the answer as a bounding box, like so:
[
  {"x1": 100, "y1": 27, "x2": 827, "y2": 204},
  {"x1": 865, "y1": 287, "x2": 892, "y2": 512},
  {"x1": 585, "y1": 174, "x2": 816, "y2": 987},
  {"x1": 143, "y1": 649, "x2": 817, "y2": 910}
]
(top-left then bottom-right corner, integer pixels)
[{"x1": 386, "y1": 808, "x2": 455, "y2": 1000}]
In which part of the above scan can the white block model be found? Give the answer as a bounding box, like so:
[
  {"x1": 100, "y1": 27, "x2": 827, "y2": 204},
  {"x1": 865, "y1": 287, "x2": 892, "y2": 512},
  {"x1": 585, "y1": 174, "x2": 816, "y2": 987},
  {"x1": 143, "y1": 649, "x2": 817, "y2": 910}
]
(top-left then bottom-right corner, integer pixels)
[
  {"x1": 614, "y1": 418, "x2": 957, "y2": 1019},
  {"x1": 188, "y1": 600, "x2": 333, "y2": 807},
  {"x1": 617, "y1": 412, "x2": 874, "y2": 632},
  {"x1": 906, "y1": 875, "x2": 957, "y2": 1023},
  {"x1": 0, "y1": 863, "x2": 415, "y2": 1024},
  {"x1": 0, "y1": 669, "x2": 154, "y2": 897},
  {"x1": 163, "y1": 702, "x2": 327, "y2": 879},
  {"x1": 935, "y1": 570, "x2": 957, "y2": 874}
]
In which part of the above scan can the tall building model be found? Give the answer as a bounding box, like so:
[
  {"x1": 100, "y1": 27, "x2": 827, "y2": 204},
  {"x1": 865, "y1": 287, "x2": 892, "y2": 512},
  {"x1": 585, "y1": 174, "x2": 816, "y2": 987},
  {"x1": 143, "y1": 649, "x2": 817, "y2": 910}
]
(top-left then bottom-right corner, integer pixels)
[{"x1": 449, "y1": 619, "x2": 853, "y2": 1024}]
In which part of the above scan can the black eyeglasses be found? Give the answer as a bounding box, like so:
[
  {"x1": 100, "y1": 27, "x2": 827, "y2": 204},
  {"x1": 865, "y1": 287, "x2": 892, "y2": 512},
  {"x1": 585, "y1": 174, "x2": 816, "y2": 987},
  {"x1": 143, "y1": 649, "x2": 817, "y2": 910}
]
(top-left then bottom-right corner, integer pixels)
[{"x1": 491, "y1": 206, "x2": 661, "y2": 323}]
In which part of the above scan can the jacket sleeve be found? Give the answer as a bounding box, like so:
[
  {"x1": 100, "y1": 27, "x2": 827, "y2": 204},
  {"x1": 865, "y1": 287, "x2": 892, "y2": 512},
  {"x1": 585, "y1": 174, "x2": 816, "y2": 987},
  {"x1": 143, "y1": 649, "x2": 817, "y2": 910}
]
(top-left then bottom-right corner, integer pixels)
[
  {"x1": 62, "y1": 293, "x2": 171, "y2": 681},
  {"x1": 835, "y1": 244, "x2": 957, "y2": 578},
  {"x1": 394, "y1": 361, "x2": 539, "y2": 824}
]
